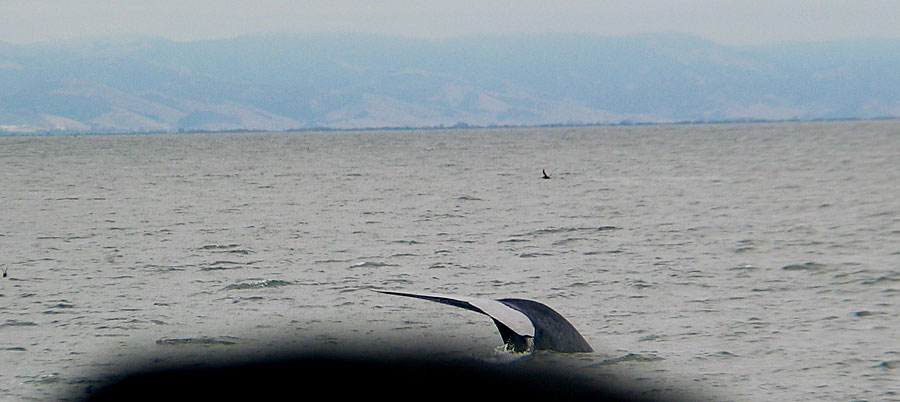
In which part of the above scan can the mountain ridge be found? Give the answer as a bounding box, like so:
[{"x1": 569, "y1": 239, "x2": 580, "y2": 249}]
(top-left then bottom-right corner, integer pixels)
[{"x1": 2, "y1": 33, "x2": 899, "y2": 134}]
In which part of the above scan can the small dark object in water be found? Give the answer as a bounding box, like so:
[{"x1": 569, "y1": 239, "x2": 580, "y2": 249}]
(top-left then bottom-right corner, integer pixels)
[
  {"x1": 542, "y1": 169, "x2": 551, "y2": 179},
  {"x1": 2, "y1": 267, "x2": 7, "y2": 278},
  {"x1": 376, "y1": 290, "x2": 593, "y2": 353}
]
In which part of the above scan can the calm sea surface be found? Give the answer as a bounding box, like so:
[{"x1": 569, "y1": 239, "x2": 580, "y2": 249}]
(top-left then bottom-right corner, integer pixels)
[{"x1": 1, "y1": 121, "x2": 899, "y2": 400}]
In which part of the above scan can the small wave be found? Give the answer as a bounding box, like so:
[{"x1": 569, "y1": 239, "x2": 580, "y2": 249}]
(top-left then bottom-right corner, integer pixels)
[
  {"x1": 567, "y1": 281, "x2": 600, "y2": 288},
  {"x1": 0, "y1": 320, "x2": 38, "y2": 328},
  {"x1": 417, "y1": 212, "x2": 465, "y2": 220},
  {"x1": 782, "y1": 262, "x2": 827, "y2": 272},
  {"x1": 861, "y1": 275, "x2": 900, "y2": 285},
  {"x1": 638, "y1": 334, "x2": 664, "y2": 342},
  {"x1": 853, "y1": 310, "x2": 883, "y2": 317},
  {"x1": 200, "y1": 244, "x2": 252, "y2": 254},
  {"x1": 518, "y1": 227, "x2": 584, "y2": 236},
  {"x1": 390, "y1": 253, "x2": 419, "y2": 257},
  {"x1": 519, "y1": 252, "x2": 553, "y2": 258},
  {"x1": 552, "y1": 237, "x2": 588, "y2": 246},
  {"x1": 200, "y1": 260, "x2": 260, "y2": 271},
  {"x1": 42, "y1": 310, "x2": 72, "y2": 315},
  {"x1": 630, "y1": 280, "x2": 653, "y2": 289},
  {"x1": 200, "y1": 244, "x2": 240, "y2": 249},
  {"x1": 481, "y1": 279, "x2": 526, "y2": 287},
  {"x1": 516, "y1": 226, "x2": 619, "y2": 237},
  {"x1": 156, "y1": 336, "x2": 238, "y2": 346},
  {"x1": 379, "y1": 278, "x2": 413, "y2": 287},
  {"x1": 390, "y1": 240, "x2": 424, "y2": 245},
  {"x1": 26, "y1": 373, "x2": 63, "y2": 385},
  {"x1": 231, "y1": 296, "x2": 265, "y2": 303},
  {"x1": 589, "y1": 353, "x2": 664, "y2": 367},
  {"x1": 143, "y1": 264, "x2": 193, "y2": 272},
  {"x1": 875, "y1": 360, "x2": 900, "y2": 370},
  {"x1": 314, "y1": 258, "x2": 353, "y2": 264},
  {"x1": 728, "y1": 264, "x2": 758, "y2": 271},
  {"x1": 223, "y1": 279, "x2": 293, "y2": 290},
  {"x1": 583, "y1": 249, "x2": 624, "y2": 255},
  {"x1": 349, "y1": 261, "x2": 398, "y2": 269}
]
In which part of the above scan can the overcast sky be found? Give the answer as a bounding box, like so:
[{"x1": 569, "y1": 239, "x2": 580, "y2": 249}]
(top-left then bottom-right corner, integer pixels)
[{"x1": 3, "y1": 0, "x2": 900, "y2": 45}]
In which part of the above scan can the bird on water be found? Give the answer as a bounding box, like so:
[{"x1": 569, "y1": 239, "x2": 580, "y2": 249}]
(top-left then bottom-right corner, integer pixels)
[
  {"x1": 542, "y1": 169, "x2": 551, "y2": 179},
  {"x1": 376, "y1": 290, "x2": 593, "y2": 353}
]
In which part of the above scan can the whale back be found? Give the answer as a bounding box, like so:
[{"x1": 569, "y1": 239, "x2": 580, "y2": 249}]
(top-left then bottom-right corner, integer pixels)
[{"x1": 498, "y1": 299, "x2": 593, "y2": 353}]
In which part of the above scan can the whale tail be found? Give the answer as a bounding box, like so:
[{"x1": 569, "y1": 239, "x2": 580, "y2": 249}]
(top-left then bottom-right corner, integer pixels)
[{"x1": 376, "y1": 290, "x2": 592, "y2": 353}]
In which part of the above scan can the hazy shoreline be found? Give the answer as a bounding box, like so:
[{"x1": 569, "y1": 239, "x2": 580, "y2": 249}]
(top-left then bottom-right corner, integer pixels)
[{"x1": 3, "y1": 116, "x2": 898, "y2": 137}]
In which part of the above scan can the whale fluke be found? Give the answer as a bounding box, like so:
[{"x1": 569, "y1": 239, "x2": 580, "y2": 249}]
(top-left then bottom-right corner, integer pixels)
[
  {"x1": 542, "y1": 169, "x2": 551, "y2": 179},
  {"x1": 376, "y1": 290, "x2": 593, "y2": 353}
]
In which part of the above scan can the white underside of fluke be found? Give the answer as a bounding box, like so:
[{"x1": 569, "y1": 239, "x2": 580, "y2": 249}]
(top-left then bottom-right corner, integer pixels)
[
  {"x1": 381, "y1": 291, "x2": 536, "y2": 337},
  {"x1": 466, "y1": 298, "x2": 535, "y2": 337}
]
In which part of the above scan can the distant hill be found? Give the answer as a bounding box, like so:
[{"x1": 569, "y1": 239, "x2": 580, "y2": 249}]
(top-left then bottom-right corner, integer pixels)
[{"x1": 2, "y1": 33, "x2": 899, "y2": 134}]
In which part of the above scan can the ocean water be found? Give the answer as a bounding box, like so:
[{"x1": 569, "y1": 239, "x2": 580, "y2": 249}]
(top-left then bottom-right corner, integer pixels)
[{"x1": 1, "y1": 121, "x2": 898, "y2": 400}]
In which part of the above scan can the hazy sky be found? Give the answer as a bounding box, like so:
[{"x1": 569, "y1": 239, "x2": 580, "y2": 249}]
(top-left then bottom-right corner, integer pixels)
[{"x1": 3, "y1": 0, "x2": 900, "y2": 45}]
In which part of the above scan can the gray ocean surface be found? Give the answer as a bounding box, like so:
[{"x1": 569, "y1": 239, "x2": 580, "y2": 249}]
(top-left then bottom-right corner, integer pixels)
[{"x1": 1, "y1": 121, "x2": 899, "y2": 400}]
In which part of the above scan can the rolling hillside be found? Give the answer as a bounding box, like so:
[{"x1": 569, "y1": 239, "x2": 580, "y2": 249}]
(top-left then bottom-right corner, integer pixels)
[{"x1": 2, "y1": 34, "x2": 899, "y2": 133}]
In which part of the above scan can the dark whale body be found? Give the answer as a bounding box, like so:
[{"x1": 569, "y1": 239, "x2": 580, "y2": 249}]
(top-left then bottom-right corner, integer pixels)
[
  {"x1": 497, "y1": 298, "x2": 593, "y2": 353},
  {"x1": 376, "y1": 290, "x2": 593, "y2": 353}
]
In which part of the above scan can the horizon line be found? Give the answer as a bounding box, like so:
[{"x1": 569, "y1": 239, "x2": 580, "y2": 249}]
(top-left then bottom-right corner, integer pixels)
[
  {"x1": 3, "y1": 116, "x2": 897, "y2": 138},
  {"x1": 5, "y1": 31, "x2": 900, "y2": 48}
]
